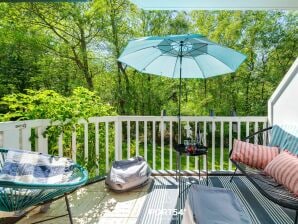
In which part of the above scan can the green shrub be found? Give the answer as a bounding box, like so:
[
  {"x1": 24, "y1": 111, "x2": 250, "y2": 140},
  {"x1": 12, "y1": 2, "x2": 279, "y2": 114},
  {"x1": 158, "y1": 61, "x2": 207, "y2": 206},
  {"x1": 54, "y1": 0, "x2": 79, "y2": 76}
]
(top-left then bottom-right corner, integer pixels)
[{"x1": 0, "y1": 87, "x2": 117, "y2": 177}]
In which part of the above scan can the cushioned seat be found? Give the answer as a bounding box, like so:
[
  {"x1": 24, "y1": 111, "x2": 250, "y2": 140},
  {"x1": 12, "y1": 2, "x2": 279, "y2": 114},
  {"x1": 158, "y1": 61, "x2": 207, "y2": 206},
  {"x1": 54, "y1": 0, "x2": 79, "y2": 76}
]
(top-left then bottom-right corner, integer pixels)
[
  {"x1": 105, "y1": 156, "x2": 151, "y2": 192},
  {"x1": 0, "y1": 148, "x2": 88, "y2": 223},
  {"x1": 182, "y1": 185, "x2": 251, "y2": 224}
]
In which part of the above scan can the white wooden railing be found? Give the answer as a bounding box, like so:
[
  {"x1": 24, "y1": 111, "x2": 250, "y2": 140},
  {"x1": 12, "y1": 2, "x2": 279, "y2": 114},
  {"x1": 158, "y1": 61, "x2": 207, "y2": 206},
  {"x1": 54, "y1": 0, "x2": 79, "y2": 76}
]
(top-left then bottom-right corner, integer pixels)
[{"x1": 0, "y1": 116, "x2": 267, "y2": 174}]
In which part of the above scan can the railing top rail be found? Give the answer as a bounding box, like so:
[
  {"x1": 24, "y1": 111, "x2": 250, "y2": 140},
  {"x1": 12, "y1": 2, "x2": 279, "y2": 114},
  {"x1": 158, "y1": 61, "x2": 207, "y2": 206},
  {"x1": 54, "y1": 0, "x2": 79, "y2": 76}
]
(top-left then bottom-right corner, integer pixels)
[
  {"x1": 0, "y1": 116, "x2": 268, "y2": 129},
  {"x1": 89, "y1": 116, "x2": 267, "y2": 123},
  {"x1": 0, "y1": 119, "x2": 51, "y2": 131}
]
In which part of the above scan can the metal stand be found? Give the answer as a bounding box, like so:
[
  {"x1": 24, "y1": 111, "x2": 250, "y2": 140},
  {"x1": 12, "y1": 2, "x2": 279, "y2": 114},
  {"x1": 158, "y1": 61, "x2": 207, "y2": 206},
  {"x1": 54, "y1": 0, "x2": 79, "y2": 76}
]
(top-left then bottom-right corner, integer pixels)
[
  {"x1": 229, "y1": 168, "x2": 238, "y2": 182},
  {"x1": 65, "y1": 194, "x2": 73, "y2": 224},
  {"x1": 177, "y1": 151, "x2": 208, "y2": 197},
  {"x1": 176, "y1": 147, "x2": 208, "y2": 224}
]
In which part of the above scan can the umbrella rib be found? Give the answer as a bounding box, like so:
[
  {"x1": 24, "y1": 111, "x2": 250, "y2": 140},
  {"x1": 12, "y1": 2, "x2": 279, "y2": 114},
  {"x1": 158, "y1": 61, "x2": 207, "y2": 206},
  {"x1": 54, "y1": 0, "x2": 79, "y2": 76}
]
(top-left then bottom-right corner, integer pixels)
[
  {"x1": 119, "y1": 45, "x2": 159, "y2": 59},
  {"x1": 140, "y1": 48, "x2": 176, "y2": 72},
  {"x1": 192, "y1": 56, "x2": 206, "y2": 79},
  {"x1": 183, "y1": 44, "x2": 209, "y2": 56},
  {"x1": 172, "y1": 56, "x2": 179, "y2": 78},
  {"x1": 165, "y1": 38, "x2": 181, "y2": 45}
]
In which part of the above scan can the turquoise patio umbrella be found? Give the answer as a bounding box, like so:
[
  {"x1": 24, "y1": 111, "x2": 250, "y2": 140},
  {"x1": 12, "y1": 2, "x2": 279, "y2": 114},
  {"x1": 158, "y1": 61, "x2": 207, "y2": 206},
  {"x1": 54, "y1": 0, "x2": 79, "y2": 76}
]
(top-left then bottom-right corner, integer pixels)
[{"x1": 118, "y1": 34, "x2": 246, "y2": 142}]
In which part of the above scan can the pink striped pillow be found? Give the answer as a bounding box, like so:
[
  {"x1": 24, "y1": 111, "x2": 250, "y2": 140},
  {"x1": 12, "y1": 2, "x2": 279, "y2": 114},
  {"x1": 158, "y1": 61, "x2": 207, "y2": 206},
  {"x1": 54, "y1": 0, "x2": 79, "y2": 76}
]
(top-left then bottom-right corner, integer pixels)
[
  {"x1": 264, "y1": 151, "x2": 298, "y2": 196},
  {"x1": 231, "y1": 140, "x2": 279, "y2": 169}
]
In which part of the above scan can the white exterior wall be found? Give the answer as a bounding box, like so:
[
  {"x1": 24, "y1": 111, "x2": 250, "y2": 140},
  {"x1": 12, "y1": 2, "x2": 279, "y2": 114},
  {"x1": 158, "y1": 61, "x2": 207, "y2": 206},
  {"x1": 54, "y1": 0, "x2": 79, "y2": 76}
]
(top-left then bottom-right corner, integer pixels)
[
  {"x1": 131, "y1": 0, "x2": 298, "y2": 10},
  {"x1": 268, "y1": 58, "x2": 298, "y2": 125}
]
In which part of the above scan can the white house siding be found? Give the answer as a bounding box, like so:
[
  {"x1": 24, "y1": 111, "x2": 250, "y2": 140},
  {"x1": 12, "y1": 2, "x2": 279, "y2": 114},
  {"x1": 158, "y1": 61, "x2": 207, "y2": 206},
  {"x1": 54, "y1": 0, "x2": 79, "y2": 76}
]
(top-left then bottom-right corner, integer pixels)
[{"x1": 268, "y1": 58, "x2": 298, "y2": 125}]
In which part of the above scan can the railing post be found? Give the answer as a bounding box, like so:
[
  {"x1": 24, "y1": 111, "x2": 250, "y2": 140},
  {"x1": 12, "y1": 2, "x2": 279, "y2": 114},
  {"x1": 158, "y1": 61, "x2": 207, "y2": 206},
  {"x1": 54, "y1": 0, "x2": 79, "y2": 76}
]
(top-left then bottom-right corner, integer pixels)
[
  {"x1": 36, "y1": 126, "x2": 48, "y2": 154},
  {"x1": 3, "y1": 127, "x2": 20, "y2": 149},
  {"x1": 114, "y1": 117, "x2": 122, "y2": 161}
]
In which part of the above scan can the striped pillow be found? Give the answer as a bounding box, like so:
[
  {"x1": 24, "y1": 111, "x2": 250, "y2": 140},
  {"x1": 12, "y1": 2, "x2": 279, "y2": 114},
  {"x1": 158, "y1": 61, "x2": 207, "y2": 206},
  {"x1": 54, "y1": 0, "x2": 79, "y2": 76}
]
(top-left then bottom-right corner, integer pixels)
[
  {"x1": 231, "y1": 140, "x2": 279, "y2": 169},
  {"x1": 264, "y1": 151, "x2": 298, "y2": 196}
]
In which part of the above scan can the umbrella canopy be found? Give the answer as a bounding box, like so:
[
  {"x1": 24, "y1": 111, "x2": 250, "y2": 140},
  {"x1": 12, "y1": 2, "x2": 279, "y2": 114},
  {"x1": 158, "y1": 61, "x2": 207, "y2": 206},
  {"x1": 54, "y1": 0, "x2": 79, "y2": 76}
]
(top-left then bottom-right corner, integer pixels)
[
  {"x1": 118, "y1": 34, "x2": 246, "y2": 142},
  {"x1": 118, "y1": 34, "x2": 246, "y2": 79}
]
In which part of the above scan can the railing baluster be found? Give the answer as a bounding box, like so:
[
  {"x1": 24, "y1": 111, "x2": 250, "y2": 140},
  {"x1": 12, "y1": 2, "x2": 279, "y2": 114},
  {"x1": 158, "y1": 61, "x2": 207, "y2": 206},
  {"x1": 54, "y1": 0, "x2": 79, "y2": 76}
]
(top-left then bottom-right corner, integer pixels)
[
  {"x1": 263, "y1": 122, "x2": 267, "y2": 145},
  {"x1": 246, "y1": 121, "x2": 250, "y2": 142},
  {"x1": 71, "y1": 127, "x2": 77, "y2": 163},
  {"x1": 254, "y1": 122, "x2": 259, "y2": 144},
  {"x1": 212, "y1": 121, "x2": 215, "y2": 171},
  {"x1": 169, "y1": 121, "x2": 173, "y2": 171},
  {"x1": 0, "y1": 116, "x2": 269, "y2": 174},
  {"x1": 203, "y1": 121, "x2": 207, "y2": 171},
  {"x1": 186, "y1": 121, "x2": 190, "y2": 170},
  {"x1": 58, "y1": 133, "x2": 63, "y2": 157},
  {"x1": 36, "y1": 126, "x2": 48, "y2": 154},
  {"x1": 127, "y1": 121, "x2": 131, "y2": 159},
  {"x1": 114, "y1": 119, "x2": 122, "y2": 160},
  {"x1": 220, "y1": 121, "x2": 224, "y2": 171},
  {"x1": 95, "y1": 122, "x2": 99, "y2": 175},
  {"x1": 195, "y1": 122, "x2": 198, "y2": 171},
  {"x1": 136, "y1": 121, "x2": 139, "y2": 156},
  {"x1": 237, "y1": 121, "x2": 241, "y2": 140},
  {"x1": 144, "y1": 121, "x2": 147, "y2": 161},
  {"x1": 21, "y1": 128, "x2": 31, "y2": 150},
  {"x1": 160, "y1": 120, "x2": 164, "y2": 170},
  {"x1": 105, "y1": 122, "x2": 109, "y2": 172},
  {"x1": 84, "y1": 123, "x2": 88, "y2": 161},
  {"x1": 153, "y1": 121, "x2": 156, "y2": 170},
  {"x1": 228, "y1": 121, "x2": 232, "y2": 171}
]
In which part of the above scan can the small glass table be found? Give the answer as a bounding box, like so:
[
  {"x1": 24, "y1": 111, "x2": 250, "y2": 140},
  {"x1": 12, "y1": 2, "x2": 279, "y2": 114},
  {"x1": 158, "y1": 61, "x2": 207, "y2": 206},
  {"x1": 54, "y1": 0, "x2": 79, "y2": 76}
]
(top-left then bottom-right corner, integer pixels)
[{"x1": 175, "y1": 143, "x2": 209, "y2": 223}]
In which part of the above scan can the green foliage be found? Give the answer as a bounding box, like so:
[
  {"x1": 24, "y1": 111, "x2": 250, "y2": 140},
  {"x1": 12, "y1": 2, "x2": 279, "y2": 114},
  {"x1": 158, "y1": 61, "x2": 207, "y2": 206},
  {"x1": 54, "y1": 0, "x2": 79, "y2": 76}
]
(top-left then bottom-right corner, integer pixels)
[
  {"x1": 0, "y1": 2, "x2": 297, "y2": 176},
  {"x1": 1, "y1": 87, "x2": 115, "y2": 121},
  {"x1": 0, "y1": 88, "x2": 116, "y2": 177},
  {"x1": 0, "y1": 4, "x2": 296, "y2": 116}
]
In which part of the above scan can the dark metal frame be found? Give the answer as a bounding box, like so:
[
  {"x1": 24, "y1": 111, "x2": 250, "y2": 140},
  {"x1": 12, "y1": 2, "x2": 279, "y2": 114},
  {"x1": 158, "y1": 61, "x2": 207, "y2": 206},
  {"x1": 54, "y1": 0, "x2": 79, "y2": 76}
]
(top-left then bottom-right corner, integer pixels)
[{"x1": 229, "y1": 126, "x2": 298, "y2": 224}]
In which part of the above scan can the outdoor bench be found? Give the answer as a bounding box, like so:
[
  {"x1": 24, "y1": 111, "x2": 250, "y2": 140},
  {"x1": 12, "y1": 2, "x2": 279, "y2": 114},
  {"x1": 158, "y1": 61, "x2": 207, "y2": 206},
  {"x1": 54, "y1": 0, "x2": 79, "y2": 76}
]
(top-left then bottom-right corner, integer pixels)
[{"x1": 229, "y1": 125, "x2": 298, "y2": 224}]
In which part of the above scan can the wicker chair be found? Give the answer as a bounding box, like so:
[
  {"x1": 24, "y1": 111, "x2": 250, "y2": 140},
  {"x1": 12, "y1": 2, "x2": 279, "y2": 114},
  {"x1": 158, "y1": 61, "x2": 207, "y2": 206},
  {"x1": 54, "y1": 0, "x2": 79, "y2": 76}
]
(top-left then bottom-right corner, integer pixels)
[
  {"x1": 0, "y1": 148, "x2": 88, "y2": 223},
  {"x1": 229, "y1": 127, "x2": 298, "y2": 224}
]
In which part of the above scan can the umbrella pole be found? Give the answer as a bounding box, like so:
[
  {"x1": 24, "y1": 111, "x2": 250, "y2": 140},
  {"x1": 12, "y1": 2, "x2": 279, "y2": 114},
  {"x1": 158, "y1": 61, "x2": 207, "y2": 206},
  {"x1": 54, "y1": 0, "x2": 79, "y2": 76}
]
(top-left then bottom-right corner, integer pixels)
[{"x1": 178, "y1": 52, "x2": 182, "y2": 144}]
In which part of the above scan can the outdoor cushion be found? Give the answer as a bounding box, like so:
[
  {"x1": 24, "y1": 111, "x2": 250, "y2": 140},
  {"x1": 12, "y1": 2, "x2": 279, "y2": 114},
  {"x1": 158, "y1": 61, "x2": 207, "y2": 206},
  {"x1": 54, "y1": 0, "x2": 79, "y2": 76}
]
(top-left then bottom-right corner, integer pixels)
[
  {"x1": 0, "y1": 148, "x2": 88, "y2": 213},
  {"x1": 182, "y1": 185, "x2": 251, "y2": 224},
  {"x1": 264, "y1": 150, "x2": 298, "y2": 196},
  {"x1": 270, "y1": 125, "x2": 298, "y2": 155},
  {"x1": 231, "y1": 140, "x2": 279, "y2": 169},
  {"x1": 105, "y1": 156, "x2": 151, "y2": 192},
  {"x1": 0, "y1": 149, "x2": 74, "y2": 184}
]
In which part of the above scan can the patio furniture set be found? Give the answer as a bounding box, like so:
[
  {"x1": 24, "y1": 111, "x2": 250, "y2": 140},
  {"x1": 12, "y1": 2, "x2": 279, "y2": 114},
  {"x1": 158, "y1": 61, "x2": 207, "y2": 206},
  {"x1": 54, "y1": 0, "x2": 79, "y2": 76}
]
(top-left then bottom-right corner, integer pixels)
[
  {"x1": 230, "y1": 125, "x2": 298, "y2": 224},
  {"x1": 0, "y1": 124, "x2": 297, "y2": 223},
  {"x1": 0, "y1": 149, "x2": 88, "y2": 224}
]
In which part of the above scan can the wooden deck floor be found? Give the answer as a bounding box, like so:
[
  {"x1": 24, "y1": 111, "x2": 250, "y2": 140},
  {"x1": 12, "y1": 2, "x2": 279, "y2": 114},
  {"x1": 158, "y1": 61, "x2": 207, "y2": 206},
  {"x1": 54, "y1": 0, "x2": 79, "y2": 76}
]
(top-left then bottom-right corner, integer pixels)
[
  {"x1": 0, "y1": 175, "x2": 296, "y2": 224},
  {"x1": 16, "y1": 179, "x2": 152, "y2": 224}
]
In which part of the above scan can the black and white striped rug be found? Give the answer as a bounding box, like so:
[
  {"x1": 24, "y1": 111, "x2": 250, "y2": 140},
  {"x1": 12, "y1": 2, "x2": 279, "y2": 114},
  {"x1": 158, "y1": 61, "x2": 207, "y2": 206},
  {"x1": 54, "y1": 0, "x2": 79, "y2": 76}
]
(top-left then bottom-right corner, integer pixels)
[{"x1": 137, "y1": 176, "x2": 296, "y2": 224}]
